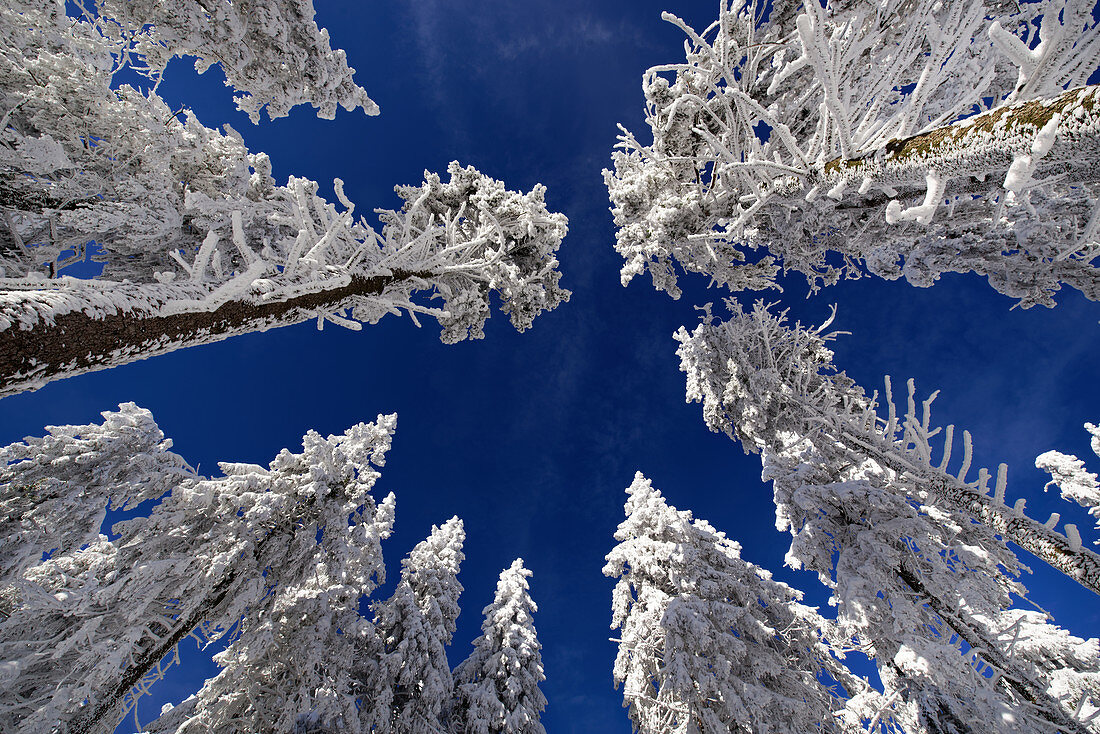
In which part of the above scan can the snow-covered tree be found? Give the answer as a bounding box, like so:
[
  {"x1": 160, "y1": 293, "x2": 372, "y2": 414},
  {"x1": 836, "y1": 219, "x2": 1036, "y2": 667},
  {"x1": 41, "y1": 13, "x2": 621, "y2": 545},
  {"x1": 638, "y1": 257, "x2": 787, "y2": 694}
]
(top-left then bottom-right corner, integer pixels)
[
  {"x1": 0, "y1": 408, "x2": 399, "y2": 734},
  {"x1": 452, "y1": 558, "x2": 547, "y2": 734},
  {"x1": 606, "y1": 0, "x2": 1100, "y2": 306},
  {"x1": 0, "y1": 402, "x2": 192, "y2": 591},
  {"x1": 142, "y1": 436, "x2": 399, "y2": 734},
  {"x1": 0, "y1": 0, "x2": 569, "y2": 398},
  {"x1": 674, "y1": 302, "x2": 1100, "y2": 732},
  {"x1": 604, "y1": 471, "x2": 871, "y2": 734},
  {"x1": 364, "y1": 517, "x2": 466, "y2": 734}
]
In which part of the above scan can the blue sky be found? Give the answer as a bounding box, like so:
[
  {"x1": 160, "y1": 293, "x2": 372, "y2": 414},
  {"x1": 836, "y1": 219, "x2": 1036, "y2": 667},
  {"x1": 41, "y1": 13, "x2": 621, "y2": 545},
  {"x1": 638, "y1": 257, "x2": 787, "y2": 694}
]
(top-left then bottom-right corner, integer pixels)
[{"x1": 1, "y1": 2, "x2": 1099, "y2": 732}]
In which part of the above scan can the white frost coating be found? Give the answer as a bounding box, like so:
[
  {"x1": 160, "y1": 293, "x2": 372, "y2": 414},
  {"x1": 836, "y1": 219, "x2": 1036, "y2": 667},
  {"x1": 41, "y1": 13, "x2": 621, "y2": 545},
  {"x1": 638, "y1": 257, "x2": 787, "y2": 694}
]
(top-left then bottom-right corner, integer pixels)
[
  {"x1": 1003, "y1": 154, "x2": 1036, "y2": 194},
  {"x1": 606, "y1": 0, "x2": 1100, "y2": 307},
  {"x1": 1032, "y1": 112, "x2": 1063, "y2": 159},
  {"x1": 99, "y1": 0, "x2": 378, "y2": 122},
  {"x1": 0, "y1": 0, "x2": 570, "y2": 398},
  {"x1": 1004, "y1": 112, "x2": 1063, "y2": 194},
  {"x1": 1067, "y1": 524, "x2": 1083, "y2": 553},
  {"x1": 361, "y1": 518, "x2": 466, "y2": 733},
  {"x1": 1037, "y1": 423, "x2": 1100, "y2": 535},
  {"x1": 1, "y1": 411, "x2": 402, "y2": 733},
  {"x1": 0, "y1": 403, "x2": 192, "y2": 592},
  {"x1": 885, "y1": 170, "x2": 945, "y2": 225},
  {"x1": 1, "y1": 411, "x2": 493, "y2": 734}
]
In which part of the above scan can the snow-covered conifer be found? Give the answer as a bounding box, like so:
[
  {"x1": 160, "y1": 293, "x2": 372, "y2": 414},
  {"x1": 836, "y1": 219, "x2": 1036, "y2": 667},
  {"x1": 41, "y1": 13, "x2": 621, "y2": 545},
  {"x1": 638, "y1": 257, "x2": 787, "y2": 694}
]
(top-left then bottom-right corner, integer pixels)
[
  {"x1": 0, "y1": 1, "x2": 569, "y2": 398},
  {"x1": 606, "y1": 0, "x2": 1100, "y2": 306},
  {"x1": 452, "y1": 558, "x2": 547, "y2": 734},
  {"x1": 0, "y1": 402, "x2": 191, "y2": 590},
  {"x1": 0, "y1": 410, "x2": 398, "y2": 734},
  {"x1": 364, "y1": 517, "x2": 466, "y2": 733},
  {"x1": 675, "y1": 302, "x2": 1100, "y2": 732},
  {"x1": 604, "y1": 472, "x2": 864, "y2": 734}
]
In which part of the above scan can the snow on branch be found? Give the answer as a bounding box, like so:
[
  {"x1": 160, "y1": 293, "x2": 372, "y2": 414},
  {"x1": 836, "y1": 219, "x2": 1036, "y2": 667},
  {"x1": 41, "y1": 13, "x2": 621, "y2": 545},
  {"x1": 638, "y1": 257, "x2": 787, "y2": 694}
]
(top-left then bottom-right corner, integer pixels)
[
  {"x1": 1, "y1": 409, "x2": 400, "y2": 734},
  {"x1": 0, "y1": 161, "x2": 569, "y2": 398},
  {"x1": 1037, "y1": 422, "x2": 1100, "y2": 540},
  {"x1": 0, "y1": 0, "x2": 570, "y2": 399},
  {"x1": 96, "y1": 0, "x2": 378, "y2": 122},
  {"x1": 607, "y1": 0, "x2": 1100, "y2": 307}
]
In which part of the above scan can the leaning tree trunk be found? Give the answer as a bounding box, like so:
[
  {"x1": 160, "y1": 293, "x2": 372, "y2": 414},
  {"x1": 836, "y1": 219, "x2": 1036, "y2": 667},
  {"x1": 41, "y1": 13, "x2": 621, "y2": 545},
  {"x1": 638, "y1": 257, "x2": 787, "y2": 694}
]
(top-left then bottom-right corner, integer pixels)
[
  {"x1": 834, "y1": 424, "x2": 1100, "y2": 598},
  {"x1": 812, "y1": 85, "x2": 1100, "y2": 201},
  {"x1": 63, "y1": 488, "x2": 334, "y2": 734},
  {"x1": 895, "y1": 559, "x2": 1092, "y2": 734},
  {"x1": 66, "y1": 570, "x2": 241, "y2": 734},
  {"x1": 0, "y1": 270, "x2": 429, "y2": 399}
]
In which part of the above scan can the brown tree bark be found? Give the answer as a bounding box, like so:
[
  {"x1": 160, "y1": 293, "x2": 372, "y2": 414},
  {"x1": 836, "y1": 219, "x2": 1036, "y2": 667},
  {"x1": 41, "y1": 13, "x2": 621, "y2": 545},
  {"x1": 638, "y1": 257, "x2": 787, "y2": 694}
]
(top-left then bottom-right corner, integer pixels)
[{"x1": 0, "y1": 270, "x2": 431, "y2": 399}]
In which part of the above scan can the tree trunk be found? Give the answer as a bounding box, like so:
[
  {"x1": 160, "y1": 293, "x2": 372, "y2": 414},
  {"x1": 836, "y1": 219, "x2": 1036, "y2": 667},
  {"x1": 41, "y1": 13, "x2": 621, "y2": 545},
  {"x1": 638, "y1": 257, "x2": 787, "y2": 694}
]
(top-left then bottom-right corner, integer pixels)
[
  {"x1": 897, "y1": 560, "x2": 1090, "y2": 734},
  {"x1": 813, "y1": 85, "x2": 1100, "y2": 198},
  {"x1": 66, "y1": 571, "x2": 239, "y2": 734},
  {"x1": 0, "y1": 270, "x2": 430, "y2": 399},
  {"x1": 64, "y1": 489, "x2": 333, "y2": 734},
  {"x1": 837, "y1": 425, "x2": 1100, "y2": 598}
]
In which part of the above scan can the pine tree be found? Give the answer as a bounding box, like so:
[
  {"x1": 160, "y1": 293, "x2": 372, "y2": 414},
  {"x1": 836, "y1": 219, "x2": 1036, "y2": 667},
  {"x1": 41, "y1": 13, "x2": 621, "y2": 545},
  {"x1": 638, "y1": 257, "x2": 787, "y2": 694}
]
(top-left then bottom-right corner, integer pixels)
[
  {"x1": 674, "y1": 302, "x2": 1100, "y2": 732},
  {"x1": 0, "y1": 0, "x2": 569, "y2": 398},
  {"x1": 604, "y1": 471, "x2": 867, "y2": 734},
  {"x1": 452, "y1": 558, "x2": 547, "y2": 734},
  {"x1": 364, "y1": 517, "x2": 466, "y2": 733},
  {"x1": 0, "y1": 409, "x2": 399, "y2": 734},
  {"x1": 605, "y1": 0, "x2": 1100, "y2": 306}
]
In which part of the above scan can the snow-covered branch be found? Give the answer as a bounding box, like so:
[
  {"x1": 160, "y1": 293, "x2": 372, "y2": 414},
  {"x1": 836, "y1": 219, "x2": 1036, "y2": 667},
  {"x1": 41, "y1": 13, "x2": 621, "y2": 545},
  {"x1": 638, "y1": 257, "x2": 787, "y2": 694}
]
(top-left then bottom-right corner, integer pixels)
[
  {"x1": 1037, "y1": 422, "x2": 1100, "y2": 539},
  {"x1": 607, "y1": 0, "x2": 1100, "y2": 307},
  {"x1": 676, "y1": 300, "x2": 1100, "y2": 597},
  {"x1": 0, "y1": 162, "x2": 569, "y2": 398}
]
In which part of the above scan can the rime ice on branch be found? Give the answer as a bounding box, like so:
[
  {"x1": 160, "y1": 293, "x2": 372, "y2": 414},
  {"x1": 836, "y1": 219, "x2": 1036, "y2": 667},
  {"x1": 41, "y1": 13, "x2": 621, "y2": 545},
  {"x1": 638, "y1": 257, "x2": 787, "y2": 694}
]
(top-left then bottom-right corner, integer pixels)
[
  {"x1": 605, "y1": 0, "x2": 1100, "y2": 306},
  {"x1": 97, "y1": 0, "x2": 379, "y2": 122},
  {"x1": 0, "y1": 0, "x2": 569, "y2": 398},
  {"x1": 1, "y1": 408, "x2": 537, "y2": 734},
  {"x1": 0, "y1": 402, "x2": 191, "y2": 591},
  {"x1": 1037, "y1": 423, "x2": 1100, "y2": 539},
  {"x1": 675, "y1": 301, "x2": 1100, "y2": 595}
]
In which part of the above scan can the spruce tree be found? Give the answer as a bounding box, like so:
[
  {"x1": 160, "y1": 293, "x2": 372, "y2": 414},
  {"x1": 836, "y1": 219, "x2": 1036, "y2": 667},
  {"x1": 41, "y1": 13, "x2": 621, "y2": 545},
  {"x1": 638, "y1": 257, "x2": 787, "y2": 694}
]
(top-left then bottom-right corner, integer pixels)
[
  {"x1": 0, "y1": 410, "x2": 399, "y2": 734},
  {"x1": 452, "y1": 559, "x2": 547, "y2": 734},
  {"x1": 675, "y1": 302, "x2": 1100, "y2": 732},
  {"x1": 365, "y1": 517, "x2": 466, "y2": 733},
  {"x1": 604, "y1": 472, "x2": 863, "y2": 734}
]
